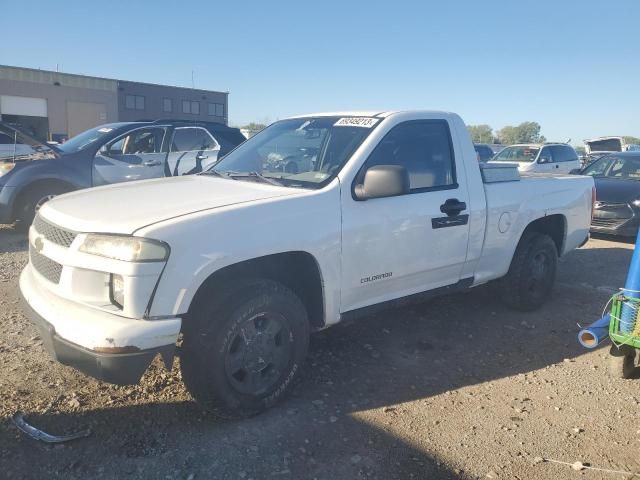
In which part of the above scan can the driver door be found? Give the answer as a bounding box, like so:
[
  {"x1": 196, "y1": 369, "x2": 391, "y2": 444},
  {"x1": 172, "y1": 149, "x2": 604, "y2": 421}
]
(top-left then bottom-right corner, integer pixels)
[{"x1": 93, "y1": 127, "x2": 168, "y2": 186}]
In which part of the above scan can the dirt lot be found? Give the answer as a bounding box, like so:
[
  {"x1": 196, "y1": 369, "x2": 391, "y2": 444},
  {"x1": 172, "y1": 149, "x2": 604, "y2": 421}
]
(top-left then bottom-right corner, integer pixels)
[{"x1": 1, "y1": 226, "x2": 639, "y2": 480}]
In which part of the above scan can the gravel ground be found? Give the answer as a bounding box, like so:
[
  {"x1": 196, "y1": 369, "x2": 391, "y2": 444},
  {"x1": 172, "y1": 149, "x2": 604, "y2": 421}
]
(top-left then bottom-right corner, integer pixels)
[{"x1": 1, "y1": 225, "x2": 639, "y2": 480}]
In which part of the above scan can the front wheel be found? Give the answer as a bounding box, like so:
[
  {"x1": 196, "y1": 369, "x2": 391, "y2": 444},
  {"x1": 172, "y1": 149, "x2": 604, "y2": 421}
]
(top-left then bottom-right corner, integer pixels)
[
  {"x1": 15, "y1": 184, "x2": 71, "y2": 230},
  {"x1": 180, "y1": 279, "x2": 310, "y2": 417},
  {"x1": 500, "y1": 232, "x2": 558, "y2": 311}
]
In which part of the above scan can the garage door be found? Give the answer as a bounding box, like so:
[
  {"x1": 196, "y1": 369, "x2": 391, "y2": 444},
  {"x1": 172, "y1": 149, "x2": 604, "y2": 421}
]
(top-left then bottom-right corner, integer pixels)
[
  {"x1": 67, "y1": 101, "x2": 107, "y2": 137},
  {"x1": 0, "y1": 95, "x2": 47, "y2": 117}
]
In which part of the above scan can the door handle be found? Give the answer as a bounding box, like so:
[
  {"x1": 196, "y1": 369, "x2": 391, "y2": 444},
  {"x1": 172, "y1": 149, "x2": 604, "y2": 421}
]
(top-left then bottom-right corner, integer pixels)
[
  {"x1": 143, "y1": 160, "x2": 161, "y2": 166},
  {"x1": 440, "y1": 198, "x2": 467, "y2": 217},
  {"x1": 196, "y1": 154, "x2": 209, "y2": 161}
]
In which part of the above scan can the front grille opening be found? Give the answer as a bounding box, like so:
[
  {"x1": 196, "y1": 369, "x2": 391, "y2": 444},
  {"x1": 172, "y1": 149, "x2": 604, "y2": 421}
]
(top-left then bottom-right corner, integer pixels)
[
  {"x1": 30, "y1": 248, "x2": 63, "y2": 284},
  {"x1": 33, "y1": 214, "x2": 77, "y2": 248}
]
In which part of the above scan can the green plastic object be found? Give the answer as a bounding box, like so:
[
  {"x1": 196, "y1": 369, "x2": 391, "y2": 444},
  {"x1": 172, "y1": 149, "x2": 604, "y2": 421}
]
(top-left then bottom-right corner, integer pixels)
[{"x1": 609, "y1": 294, "x2": 640, "y2": 349}]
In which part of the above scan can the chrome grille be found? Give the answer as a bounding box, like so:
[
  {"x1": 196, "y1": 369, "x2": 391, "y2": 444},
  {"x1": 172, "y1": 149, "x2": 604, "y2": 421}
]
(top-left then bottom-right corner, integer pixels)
[
  {"x1": 33, "y1": 214, "x2": 77, "y2": 248},
  {"x1": 30, "y1": 248, "x2": 63, "y2": 284}
]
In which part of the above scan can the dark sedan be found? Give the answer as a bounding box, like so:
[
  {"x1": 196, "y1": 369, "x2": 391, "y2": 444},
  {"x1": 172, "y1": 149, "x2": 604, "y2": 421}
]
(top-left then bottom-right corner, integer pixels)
[{"x1": 578, "y1": 152, "x2": 640, "y2": 237}]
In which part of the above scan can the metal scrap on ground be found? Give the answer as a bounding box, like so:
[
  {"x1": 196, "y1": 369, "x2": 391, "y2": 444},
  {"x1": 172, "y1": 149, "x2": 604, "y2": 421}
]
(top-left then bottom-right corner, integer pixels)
[{"x1": 12, "y1": 412, "x2": 91, "y2": 443}]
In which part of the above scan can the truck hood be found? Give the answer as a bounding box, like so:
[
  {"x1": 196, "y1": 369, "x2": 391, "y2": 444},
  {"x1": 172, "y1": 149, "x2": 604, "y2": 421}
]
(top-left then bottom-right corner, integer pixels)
[
  {"x1": 0, "y1": 122, "x2": 60, "y2": 162},
  {"x1": 40, "y1": 175, "x2": 301, "y2": 234}
]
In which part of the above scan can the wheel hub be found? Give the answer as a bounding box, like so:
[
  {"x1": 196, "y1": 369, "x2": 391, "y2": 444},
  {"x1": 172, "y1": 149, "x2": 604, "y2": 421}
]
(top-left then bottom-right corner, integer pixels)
[
  {"x1": 224, "y1": 312, "x2": 291, "y2": 395},
  {"x1": 242, "y1": 332, "x2": 275, "y2": 372}
]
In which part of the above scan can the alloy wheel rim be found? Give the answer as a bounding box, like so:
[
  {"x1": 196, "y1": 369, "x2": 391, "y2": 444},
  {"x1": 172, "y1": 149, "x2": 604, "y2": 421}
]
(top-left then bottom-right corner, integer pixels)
[
  {"x1": 527, "y1": 251, "x2": 549, "y2": 294},
  {"x1": 224, "y1": 312, "x2": 292, "y2": 395}
]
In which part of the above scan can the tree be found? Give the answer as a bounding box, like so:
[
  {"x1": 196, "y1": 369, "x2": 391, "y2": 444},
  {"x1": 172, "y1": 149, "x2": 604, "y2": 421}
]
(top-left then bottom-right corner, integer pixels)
[
  {"x1": 497, "y1": 122, "x2": 545, "y2": 145},
  {"x1": 467, "y1": 124, "x2": 494, "y2": 143},
  {"x1": 623, "y1": 136, "x2": 640, "y2": 145},
  {"x1": 240, "y1": 122, "x2": 267, "y2": 132}
]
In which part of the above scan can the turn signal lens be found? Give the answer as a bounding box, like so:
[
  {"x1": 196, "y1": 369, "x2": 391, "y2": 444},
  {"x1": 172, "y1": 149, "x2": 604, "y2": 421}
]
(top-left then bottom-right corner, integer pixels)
[
  {"x1": 110, "y1": 274, "x2": 124, "y2": 308},
  {"x1": 0, "y1": 163, "x2": 15, "y2": 177}
]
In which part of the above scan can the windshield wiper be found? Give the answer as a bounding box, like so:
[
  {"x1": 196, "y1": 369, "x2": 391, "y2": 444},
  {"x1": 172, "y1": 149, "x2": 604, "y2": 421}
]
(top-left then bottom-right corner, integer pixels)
[
  {"x1": 226, "y1": 171, "x2": 284, "y2": 186},
  {"x1": 199, "y1": 169, "x2": 229, "y2": 178}
]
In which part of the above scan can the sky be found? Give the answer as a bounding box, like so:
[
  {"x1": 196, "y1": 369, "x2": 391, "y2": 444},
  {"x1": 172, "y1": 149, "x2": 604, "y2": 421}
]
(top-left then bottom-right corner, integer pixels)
[{"x1": 2, "y1": 0, "x2": 639, "y2": 144}]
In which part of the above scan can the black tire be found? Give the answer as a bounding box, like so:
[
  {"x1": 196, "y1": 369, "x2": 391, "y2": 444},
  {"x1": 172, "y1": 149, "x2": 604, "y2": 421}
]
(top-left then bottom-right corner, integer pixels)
[
  {"x1": 15, "y1": 183, "x2": 72, "y2": 230},
  {"x1": 608, "y1": 345, "x2": 637, "y2": 379},
  {"x1": 500, "y1": 232, "x2": 558, "y2": 311},
  {"x1": 180, "y1": 278, "x2": 310, "y2": 417}
]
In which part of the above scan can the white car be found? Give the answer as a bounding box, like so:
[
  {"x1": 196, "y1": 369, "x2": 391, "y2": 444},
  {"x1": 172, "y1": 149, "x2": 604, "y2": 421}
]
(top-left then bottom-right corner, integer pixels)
[
  {"x1": 489, "y1": 143, "x2": 580, "y2": 174},
  {"x1": 19, "y1": 110, "x2": 594, "y2": 415}
]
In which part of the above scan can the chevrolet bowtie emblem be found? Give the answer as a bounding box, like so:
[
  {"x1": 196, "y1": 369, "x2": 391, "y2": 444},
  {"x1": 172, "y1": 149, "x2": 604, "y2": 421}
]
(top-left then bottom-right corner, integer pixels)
[{"x1": 34, "y1": 236, "x2": 44, "y2": 253}]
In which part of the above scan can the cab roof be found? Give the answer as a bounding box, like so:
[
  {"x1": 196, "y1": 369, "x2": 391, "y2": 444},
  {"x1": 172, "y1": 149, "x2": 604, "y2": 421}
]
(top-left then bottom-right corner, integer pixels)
[{"x1": 287, "y1": 110, "x2": 454, "y2": 119}]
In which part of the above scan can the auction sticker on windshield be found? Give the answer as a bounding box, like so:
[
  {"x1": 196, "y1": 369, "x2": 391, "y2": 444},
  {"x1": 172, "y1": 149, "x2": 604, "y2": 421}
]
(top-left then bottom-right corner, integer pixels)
[{"x1": 334, "y1": 117, "x2": 379, "y2": 128}]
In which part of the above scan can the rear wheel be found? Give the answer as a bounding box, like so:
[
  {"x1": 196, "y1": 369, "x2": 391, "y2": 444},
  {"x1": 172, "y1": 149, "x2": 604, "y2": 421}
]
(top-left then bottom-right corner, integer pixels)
[
  {"x1": 180, "y1": 278, "x2": 310, "y2": 417},
  {"x1": 15, "y1": 183, "x2": 72, "y2": 230},
  {"x1": 500, "y1": 232, "x2": 558, "y2": 311}
]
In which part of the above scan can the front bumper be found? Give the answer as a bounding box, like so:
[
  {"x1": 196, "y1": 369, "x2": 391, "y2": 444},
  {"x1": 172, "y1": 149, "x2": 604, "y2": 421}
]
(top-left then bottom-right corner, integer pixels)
[
  {"x1": 19, "y1": 265, "x2": 181, "y2": 385},
  {"x1": 591, "y1": 208, "x2": 639, "y2": 237}
]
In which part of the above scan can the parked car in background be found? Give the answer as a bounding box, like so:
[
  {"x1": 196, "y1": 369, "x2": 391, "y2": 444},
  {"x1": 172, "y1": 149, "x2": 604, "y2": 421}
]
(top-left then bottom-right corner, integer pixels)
[
  {"x1": 584, "y1": 136, "x2": 640, "y2": 166},
  {"x1": 488, "y1": 143, "x2": 580, "y2": 174},
  {"x1": 489, "y1": 144, "x2": 506, "y2": 155},
  {"x1": 577, "y1": 152, "x2": 640, "y2": 237},
  {"x1": 0, "y1": 120, "x2": 244, "y2": 227},
  {"x1": 474, "y1": 143, "x2": 494, "y2": 162}
]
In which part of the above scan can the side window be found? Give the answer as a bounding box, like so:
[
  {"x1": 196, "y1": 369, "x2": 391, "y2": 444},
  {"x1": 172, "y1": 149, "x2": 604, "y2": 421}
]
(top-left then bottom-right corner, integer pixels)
[
  {"x1": 561, "y1": 145, "x2": 578, "y2": 162},
  {"x1": 171, "y1": 128, "x2": 218, "y2": 152},
  {"x1": 364, "y1": 120, "x2": 456, "y2": 191},
  {"x1": 539, "y1": 147, "x2": 554, "y2": 163},
  {"x1": 107, "y1": 128, "x2": 164, "y2": 155}
]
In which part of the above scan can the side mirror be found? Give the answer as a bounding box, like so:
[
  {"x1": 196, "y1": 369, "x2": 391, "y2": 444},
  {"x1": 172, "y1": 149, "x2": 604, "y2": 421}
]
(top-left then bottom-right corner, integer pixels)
[
  {"x1": 569, "y1": 168, "x2": 582, "y2": 175},
  {"x1": 538, "y1": 157, "x2": 550, "y2": 164},
  {"x1": 354, "y1": 165, "x2": 410, "y2": 200}
]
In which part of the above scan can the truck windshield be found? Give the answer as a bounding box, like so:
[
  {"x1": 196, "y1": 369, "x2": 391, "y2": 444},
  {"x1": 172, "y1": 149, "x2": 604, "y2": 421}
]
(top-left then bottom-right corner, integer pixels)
[
  {"x1": 492, "y1": 146, "x2": 539, "y2": 163},
  {"x1": 209, "y1": 116, "x2": 380, "y2": 188}
]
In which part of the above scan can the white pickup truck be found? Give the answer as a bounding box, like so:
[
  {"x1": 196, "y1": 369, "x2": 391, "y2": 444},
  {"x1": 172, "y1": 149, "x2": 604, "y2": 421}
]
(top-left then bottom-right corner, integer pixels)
[{"x1": 20, "y1": 111, "x2": 594, "y2": 415}]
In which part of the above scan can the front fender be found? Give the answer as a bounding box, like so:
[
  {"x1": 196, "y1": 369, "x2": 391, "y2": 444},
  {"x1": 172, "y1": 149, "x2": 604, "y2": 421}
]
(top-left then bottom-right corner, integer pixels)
[{"x1": 140, "y1": 187, "x2": 343, "y2": 326}]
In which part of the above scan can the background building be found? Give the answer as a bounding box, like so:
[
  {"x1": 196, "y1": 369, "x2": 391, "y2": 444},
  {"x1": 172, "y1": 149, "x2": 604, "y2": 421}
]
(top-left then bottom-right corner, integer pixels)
[{"x1": 0, "y1": 65, "x2": 229, "y2": 142}]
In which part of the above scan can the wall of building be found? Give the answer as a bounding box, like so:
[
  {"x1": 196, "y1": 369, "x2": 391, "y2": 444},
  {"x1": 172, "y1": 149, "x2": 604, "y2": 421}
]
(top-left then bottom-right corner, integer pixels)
[
  {"x1": 0, "y1": 66, "x2": 230, "y2": 141},
  {"x1": 117, "y1": 81, "x2": 228, "y2": 125},
  {"x1": 0, "y1": 66, "x2": 118, "y2": 139}
]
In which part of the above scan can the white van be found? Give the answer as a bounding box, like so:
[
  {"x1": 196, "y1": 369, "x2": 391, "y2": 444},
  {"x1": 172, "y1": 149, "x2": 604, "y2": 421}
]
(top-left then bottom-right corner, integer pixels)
[{"x1": 489, "y1": 143, "x2": 580, "y2": 174}]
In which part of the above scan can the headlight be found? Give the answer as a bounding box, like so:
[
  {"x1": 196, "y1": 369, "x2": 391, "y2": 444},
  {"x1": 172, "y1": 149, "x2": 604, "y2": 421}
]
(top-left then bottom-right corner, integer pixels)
[
  {"x1": 79, "y1": 234, "x2": 169, "y2": 262},
  {"x1": 110, "y1": 274, "x2": 125, "y2": 308},
  {"x1": 0, "y1": 163, "x2": 15, "y2": 177},
  {"x1": 633, "y1": 199, "x2": 640, "y2": 207}
]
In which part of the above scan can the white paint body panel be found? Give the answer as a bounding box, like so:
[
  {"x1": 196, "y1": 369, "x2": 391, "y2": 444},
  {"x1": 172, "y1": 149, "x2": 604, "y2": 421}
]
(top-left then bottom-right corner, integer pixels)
[{"x1": 20, "y1": 110, "x2": 594, "y2": 356}]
